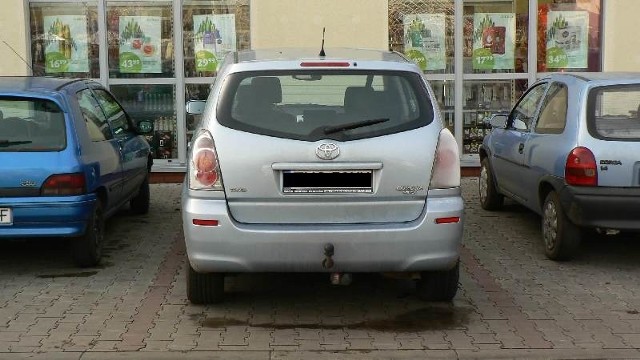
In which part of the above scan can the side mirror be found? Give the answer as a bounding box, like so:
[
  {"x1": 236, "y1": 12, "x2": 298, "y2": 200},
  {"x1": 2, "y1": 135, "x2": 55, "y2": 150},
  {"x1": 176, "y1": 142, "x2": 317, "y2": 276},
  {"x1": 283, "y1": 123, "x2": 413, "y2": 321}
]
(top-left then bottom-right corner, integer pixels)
[
  {"x1": 513, "y1": 119, "x2": 527, "y2": 130},
  {"x1": 136, "y1": 119, "x2": 154, "y2": 134},
  {"x1": 186, "y1": 100, "x2": 206, "y2": 115},
  {"x1": 487, "y1": 114, "x2": 508, "y2": 129}
]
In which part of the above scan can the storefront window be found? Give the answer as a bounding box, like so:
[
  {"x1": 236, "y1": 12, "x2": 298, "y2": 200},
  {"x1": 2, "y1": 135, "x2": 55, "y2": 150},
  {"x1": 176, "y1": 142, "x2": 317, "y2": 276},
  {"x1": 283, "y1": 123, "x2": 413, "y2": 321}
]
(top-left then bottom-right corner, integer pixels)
[
  {"x1": 462, "y1": 79, "x2": 527, "y2": 155},
  {"x1": 110, "y1": 84, "x2": 177, "y2": 160},
  {"x1": 183, "y1": 0, "x2": 250, "y2": 77},
  {"x1": 185, "y1": 84, "x2": 212, "y2": 146},
  {"x1": 463, "y1": 0, "x2": 529, "y2": 74},
  {"x1": 537, "y1": 0, "x2": 601, "y2": 72},
  {"x1": 29, "y1": 2, "x2": 99, "y2": 78},
  {"x1": 430, "y1": 80, "x2": 456, "y2": 134},
  {"x1": 107, "y1": 1, "x2": 174, "y2": 78},
  {"x1": 389, "y1": 0, "x2": 455, "y2": 74}
]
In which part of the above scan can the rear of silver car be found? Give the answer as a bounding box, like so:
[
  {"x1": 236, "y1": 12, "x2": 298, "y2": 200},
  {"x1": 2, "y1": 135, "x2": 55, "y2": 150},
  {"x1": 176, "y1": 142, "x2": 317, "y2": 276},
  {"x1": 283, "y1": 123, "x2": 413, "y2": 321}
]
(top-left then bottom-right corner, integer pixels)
[
  {"x1": 562, "y1": 80, "x2": 640, "y2": 230},
  {"x1": 181, "y1": 50, "x2": 463, "y2": 303}
]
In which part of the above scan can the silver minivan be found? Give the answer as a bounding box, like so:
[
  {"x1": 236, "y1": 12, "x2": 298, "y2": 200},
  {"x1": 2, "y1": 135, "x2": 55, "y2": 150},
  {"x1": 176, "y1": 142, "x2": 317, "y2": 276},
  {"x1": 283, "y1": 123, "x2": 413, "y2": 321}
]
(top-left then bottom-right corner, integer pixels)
[{"x1": 182, "y1": 48, "x2": 463, "y2": 303}]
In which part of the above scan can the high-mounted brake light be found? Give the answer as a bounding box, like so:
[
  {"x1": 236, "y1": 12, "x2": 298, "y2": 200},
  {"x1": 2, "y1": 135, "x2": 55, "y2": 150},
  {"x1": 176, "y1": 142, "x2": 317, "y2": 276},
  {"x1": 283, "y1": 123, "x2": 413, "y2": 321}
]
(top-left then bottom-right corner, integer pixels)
[
  {"x1": 300, "y1": 61, "x2": 350, "y2": 67},
  {"x1": 565, "y1": 147, "x2": 597, "y2": 186}
]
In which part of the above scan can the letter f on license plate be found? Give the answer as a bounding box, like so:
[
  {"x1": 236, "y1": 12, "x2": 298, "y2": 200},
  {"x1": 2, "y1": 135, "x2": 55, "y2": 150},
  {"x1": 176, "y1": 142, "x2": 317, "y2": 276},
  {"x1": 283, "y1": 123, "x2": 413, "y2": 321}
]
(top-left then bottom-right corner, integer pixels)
[{"x1": 0, "y1": 208, "x2": 12, "y2": 225}]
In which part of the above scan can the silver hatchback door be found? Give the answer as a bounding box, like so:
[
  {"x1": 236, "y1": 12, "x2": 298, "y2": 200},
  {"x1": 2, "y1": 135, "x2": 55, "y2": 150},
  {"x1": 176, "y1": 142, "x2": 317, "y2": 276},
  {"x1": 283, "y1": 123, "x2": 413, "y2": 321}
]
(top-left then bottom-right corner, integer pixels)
[{"x1": 210, "y1": 69, "x2": 439, "y2": 224}]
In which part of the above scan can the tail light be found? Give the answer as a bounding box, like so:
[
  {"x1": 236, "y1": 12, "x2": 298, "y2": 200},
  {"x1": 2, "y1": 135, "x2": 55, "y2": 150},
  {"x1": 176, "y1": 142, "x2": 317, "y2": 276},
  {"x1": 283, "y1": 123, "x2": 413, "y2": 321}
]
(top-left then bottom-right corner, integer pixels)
[
  {"x1": 41, "y1": 173, "x2": 86, "y2": 196},
  {"x1": 565, "y1": 147, "x2": 597, "y2": 186},
  {"x1": 189, "y1": 131, "x2": 224, "y2": 191},
  {"x1": 429, "y1": 128, "x2": 460, "y2": 189}
]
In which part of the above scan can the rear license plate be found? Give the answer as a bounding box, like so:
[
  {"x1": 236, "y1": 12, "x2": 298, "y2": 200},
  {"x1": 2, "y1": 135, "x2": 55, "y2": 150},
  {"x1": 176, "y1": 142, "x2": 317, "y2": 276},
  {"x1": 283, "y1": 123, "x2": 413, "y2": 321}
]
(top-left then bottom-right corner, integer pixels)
[
  {"x1": 282, "y1": 170, "x2": 373, "y2": 194},
  {"x1": 0, "y1": 207, "x2": 13, "y2": 225}
]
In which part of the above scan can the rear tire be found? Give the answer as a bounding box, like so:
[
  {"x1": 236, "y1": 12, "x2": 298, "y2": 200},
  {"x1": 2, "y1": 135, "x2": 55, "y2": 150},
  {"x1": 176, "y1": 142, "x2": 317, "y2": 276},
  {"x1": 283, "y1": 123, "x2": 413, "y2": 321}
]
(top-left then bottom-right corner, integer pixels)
[
  {"x1": 187, "y1": 261, "x2": 225, "y2": 304},
  {"x1": 129, "y1": 176, "x2": 150, "y2": 215},
  {"x1": 479, "y1": 158, "x2": 504, "y2": 210},
  {"x1": 416, "y1": 261, "x2": 459, "y2": 301},
  {"x1": 72, "y1": 200, "x2": 105, "y2": 267},
  {"x1": 542, "y1": 191, "x2": 581, "y2": 261}
]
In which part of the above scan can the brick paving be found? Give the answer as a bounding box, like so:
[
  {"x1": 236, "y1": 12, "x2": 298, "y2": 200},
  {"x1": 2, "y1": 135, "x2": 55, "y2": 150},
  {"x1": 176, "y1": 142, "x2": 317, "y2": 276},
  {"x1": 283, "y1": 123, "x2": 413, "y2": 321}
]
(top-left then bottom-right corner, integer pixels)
[{"x1": 2, "y1": 179, "x2": 640, "y2": 359}]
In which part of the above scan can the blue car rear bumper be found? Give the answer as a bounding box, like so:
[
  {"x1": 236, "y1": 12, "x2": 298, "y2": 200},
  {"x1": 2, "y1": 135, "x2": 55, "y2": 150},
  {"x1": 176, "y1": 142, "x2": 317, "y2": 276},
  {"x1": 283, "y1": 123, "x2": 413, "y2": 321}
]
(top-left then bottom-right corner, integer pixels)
[{"x1": 0, "y1": 195, "x2": 96, "y2": 238}]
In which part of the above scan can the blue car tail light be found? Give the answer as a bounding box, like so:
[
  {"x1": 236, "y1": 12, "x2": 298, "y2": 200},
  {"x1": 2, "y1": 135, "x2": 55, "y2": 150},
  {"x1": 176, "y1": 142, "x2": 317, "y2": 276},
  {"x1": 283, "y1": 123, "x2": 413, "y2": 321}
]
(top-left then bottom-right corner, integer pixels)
[{"x1": 41, "y1": 173, "x2": 86, "y2": 196}]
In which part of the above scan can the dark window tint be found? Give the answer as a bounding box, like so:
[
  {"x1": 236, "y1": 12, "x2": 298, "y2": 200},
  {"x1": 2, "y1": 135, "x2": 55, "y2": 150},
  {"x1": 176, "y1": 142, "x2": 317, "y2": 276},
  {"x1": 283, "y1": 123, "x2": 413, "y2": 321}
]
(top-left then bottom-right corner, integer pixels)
[
  {"x1": 77, "y1": 89, "x2": 112, "y2": 141},
  {"x1": 217, "y1": 70, "x2": 434, "y2": 142},
  {"x1": 0, "y1": 97, "x2": 66, "y2": 151},
  {"x1": 92, "y1": 89, "x2": 130, "y2": 136},
  {"x1": 588, "y1": 85, "x2": 640, "y2": 140},
  {"x1": 535, "y1": 83, "x2": 568, "y2": 134}
]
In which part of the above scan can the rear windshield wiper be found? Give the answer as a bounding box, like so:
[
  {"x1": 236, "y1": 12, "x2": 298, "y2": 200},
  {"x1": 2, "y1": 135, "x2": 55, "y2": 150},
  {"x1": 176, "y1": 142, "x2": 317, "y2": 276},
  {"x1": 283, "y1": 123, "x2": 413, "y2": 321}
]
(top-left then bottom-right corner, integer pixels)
[
  {"x1": 323, "y1": 118, "x2": 389, "y2": 135},
  {"x1": 0, "y1": 140, "x2": 33, "y2": 147}
]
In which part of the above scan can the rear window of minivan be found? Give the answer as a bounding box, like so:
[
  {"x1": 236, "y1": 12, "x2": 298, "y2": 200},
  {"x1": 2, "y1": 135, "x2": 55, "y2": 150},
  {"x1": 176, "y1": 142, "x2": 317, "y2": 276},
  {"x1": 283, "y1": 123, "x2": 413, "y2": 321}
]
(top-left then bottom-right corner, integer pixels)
[{"x1": 216, "y1": 70, "x2": 434, "y2": 142}]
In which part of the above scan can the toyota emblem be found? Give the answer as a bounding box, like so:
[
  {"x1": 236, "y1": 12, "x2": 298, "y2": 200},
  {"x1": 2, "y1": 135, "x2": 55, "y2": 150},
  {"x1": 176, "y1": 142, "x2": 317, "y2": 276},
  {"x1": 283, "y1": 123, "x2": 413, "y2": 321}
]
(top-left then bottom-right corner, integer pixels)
[{"x1": 316, "y1": 143, "x2": 340, "y2": 160}]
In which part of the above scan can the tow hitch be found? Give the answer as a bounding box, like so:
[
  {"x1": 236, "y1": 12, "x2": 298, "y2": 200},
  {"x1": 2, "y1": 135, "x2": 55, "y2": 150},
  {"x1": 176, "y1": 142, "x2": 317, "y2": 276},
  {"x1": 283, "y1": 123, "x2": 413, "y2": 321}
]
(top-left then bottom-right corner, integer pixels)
[
  {"x1": 322, "y1": 243, "x2": 334, "y2": 269},
  {"x1": 321, "y1": 243, "x2": 352, "y2": 285}
]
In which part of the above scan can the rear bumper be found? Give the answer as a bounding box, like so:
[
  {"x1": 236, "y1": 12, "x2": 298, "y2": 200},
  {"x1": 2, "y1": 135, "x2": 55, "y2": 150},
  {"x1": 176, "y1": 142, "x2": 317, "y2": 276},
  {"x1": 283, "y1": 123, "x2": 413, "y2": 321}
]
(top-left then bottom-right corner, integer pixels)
[
  {"x1": 182, "y1": 187, "x2": 464, "y2": 273},
  {"x1": 0, "y1": 196, "x2": 95, "y2": 238},
  {"x1": 559, "y1": 185, "x2": 640, "y2": 230}
]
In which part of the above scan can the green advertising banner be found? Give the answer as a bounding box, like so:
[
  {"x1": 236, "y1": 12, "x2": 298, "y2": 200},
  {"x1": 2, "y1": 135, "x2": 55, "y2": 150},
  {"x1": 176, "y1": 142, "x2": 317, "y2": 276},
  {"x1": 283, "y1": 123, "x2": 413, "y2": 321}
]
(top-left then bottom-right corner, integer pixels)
[
  {"x1": 193, "y1": 14, "x2": 236, "y2": 72},
  {"x1": 472, "y1": 13, "x2": 515, "y2": 70},
  {"x1": 403, "y1": 14, "x2": 446, "y2": 71},
  {"x1": 44, "y1": 15, "x2": 89, "y2": 73},
  {"x1": 546, "y1": 11, "x2": 588, "y2": 69},
  {"x1": 119, "y1": 16, "x2": 161, "y2": 73}
]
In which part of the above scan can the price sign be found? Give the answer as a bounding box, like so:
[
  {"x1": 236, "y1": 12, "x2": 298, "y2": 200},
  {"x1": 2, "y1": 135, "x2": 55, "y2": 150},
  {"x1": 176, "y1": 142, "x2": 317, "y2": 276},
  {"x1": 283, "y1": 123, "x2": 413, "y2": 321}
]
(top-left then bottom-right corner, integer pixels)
[
  {"x1": 45, "y1": 52, "x2": 69, "y2": 73},
  {"x1": 472, "y1": 48, "x2": 495, "y2": 70},
  {"x1": 546, "y1": 47, "x2": 569, "y2": 68},
  {"x1": 119, "y1": 52, "x2": 143, "y2": 73},
  {"x1": 195, "y1": 50, "x2": 218, "y2": 72}
]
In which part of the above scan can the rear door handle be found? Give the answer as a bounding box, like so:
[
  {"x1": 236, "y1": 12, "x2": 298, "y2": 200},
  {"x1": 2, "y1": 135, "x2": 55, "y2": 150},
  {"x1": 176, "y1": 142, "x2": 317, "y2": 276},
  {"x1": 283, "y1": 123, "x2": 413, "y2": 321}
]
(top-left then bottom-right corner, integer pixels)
[{"x1": 518, "y1": 143, "x2": 524, "y2": 154}]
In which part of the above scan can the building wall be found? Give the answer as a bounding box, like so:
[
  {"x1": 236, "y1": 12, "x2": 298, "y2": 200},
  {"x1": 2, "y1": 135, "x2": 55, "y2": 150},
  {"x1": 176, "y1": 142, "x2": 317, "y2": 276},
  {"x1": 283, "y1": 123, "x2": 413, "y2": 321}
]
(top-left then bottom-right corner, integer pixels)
[
  {"x1": 250, "y1": 0, "x2": 388, "y2": 50},
  {"x1": 603, "y1": 0, "x2": 640, "y2": 71},
  {"x1": 1, "y1": 0, "x2": 29, "y2": 75}
]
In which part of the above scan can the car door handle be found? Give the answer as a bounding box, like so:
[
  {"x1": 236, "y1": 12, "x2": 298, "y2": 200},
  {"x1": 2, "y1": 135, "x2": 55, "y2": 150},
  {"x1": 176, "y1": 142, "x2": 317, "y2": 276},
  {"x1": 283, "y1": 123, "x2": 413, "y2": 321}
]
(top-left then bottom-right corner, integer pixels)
[{"x1": 518, "y1": 143, "x2": 524, "y2": 154}]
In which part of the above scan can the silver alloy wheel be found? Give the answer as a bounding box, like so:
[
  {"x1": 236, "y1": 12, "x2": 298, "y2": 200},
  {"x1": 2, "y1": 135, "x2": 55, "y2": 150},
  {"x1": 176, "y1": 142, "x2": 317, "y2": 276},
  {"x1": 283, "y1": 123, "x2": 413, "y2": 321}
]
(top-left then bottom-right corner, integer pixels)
[
  {"x1": 542, "y1": 200, "x2": 558, "y2": 251},
  {"x1": 479, "y1": 165, "x2": 488, "y2": 203}
]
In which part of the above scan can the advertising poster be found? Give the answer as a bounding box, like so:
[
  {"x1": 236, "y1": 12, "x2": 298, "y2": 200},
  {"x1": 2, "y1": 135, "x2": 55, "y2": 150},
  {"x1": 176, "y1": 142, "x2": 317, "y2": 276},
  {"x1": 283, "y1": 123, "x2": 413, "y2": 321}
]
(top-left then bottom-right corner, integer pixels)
[
  {"x1": 119, "y1": 16, "x2": 161, "y2": 73},
  {"x1": 546, "y1": 11, "x2": 588, "y2": 69},
  {"x1": 472, "y1": 13, "x2": 515, "y2": 70},
  {"x1": 403, "y1": 14, "x2": 446, "y2": 71},
  {"x1": 44, "y1": 15, "x2": 89, "y2": 73},
  {"x1": 193, "y1": 14, "x2": 236, "y2": 72}
]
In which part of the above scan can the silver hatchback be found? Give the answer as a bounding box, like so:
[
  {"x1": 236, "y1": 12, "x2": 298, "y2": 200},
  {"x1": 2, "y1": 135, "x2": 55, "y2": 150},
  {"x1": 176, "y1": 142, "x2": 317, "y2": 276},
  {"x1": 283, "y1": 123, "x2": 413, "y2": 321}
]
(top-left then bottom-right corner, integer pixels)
[
  {"x1": 480, "y1": 73, "x2": 640, "y2": 261},
  {"x1": 182, "y1": 48, "x2": 463, "y2": 303}
]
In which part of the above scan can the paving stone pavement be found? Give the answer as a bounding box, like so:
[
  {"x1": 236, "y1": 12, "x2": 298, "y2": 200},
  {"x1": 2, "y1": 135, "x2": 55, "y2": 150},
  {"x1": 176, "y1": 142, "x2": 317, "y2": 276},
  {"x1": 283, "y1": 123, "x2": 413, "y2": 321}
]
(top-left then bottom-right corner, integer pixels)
[{"x1": 2, "y1": 179, "x2": 640, "y2": 359}]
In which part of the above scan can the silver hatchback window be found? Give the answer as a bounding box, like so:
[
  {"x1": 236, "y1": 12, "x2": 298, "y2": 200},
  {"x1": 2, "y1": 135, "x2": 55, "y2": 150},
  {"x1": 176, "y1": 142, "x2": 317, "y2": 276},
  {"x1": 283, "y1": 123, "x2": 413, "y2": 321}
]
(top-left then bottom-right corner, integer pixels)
[
  {"x1": 589, "y1": 85, "x2": 640, "y2": 140},
  {"x1": 218, "y1": 70, "x2": 433, "y2": 141}
]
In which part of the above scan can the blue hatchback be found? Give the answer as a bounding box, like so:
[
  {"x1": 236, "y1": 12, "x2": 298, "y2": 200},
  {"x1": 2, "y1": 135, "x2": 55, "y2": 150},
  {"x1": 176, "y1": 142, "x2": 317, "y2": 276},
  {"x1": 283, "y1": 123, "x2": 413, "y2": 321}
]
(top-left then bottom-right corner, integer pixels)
[{"x1": 0, "y1": 77, "x2": 153, "y2": 266}]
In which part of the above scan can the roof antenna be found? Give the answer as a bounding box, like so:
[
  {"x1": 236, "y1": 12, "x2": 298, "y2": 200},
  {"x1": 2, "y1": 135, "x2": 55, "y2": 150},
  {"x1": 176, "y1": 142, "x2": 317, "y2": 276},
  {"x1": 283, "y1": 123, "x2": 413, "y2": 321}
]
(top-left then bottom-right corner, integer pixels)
[
  {"x1": 3, "y1": 40, "x2": 35, "y2": 75},
  {"x1": 319, "y1": 27, "x2": 326, "y2": 57}
]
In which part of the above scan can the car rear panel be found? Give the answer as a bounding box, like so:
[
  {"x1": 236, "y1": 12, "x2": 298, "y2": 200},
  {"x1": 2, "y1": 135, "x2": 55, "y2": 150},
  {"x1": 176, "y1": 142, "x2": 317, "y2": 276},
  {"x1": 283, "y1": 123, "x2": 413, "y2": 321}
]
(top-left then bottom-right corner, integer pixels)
[
  {"x1": 213, "y1": 125, "x2": 437, "y2": 224},
  {"x1": 182, "y1": 187, "x2": 463, "y2": 273},
  {"x1": 584, "y1": 82, "x2": 640, "y2": 187}
]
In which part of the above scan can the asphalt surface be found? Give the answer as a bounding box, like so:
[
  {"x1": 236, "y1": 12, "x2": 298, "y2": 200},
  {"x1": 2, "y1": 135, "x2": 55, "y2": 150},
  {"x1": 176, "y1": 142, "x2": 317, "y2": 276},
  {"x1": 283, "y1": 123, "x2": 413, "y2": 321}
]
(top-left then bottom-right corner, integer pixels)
[{"x1": 2, "y1": 178, "x2": 640, "y2": 359}]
